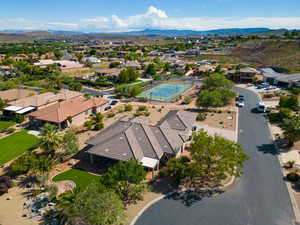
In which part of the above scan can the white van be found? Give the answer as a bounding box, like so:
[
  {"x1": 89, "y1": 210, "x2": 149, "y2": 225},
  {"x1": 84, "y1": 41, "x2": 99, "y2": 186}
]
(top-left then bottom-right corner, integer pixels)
[{"x1": 257, "y1": 102, "x2": 266, "y2": 113}]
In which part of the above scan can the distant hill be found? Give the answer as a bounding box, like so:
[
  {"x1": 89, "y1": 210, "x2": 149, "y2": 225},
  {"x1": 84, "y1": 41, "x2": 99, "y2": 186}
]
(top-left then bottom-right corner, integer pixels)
[
  {"x1": 122, "y1": 28, "x2": 273, "y2": 36},
  {"x1": 231, "y1": 40, "x2": 300, "y2": 73}
]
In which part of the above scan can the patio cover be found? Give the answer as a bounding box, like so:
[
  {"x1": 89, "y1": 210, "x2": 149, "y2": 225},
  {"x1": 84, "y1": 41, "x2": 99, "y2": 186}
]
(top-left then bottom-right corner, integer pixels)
[
  {"x1": 3, "y1": 105, "x2": 23, "y2": 112},
  {"x1": 140, "y1": 157, "x2": 159, "y2": 169},
  {"x1": 16, "y1": 106, "x2": 36, "y2": 114}
]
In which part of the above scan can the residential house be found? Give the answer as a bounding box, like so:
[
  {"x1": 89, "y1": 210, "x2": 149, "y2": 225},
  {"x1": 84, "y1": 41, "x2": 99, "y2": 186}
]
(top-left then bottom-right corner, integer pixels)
[
  {"x1": 3, "y1": 90, "x2": 82, "y2": 116},
  {"x1": 262, "y1": 72, "x2": 300, "y2": 88},
  {"x1": 95, "y1": 68, "x2": 122, "y2": 78},
  {"x1": 125, "y1": 60, "x2": 142, "y2": 70},
  {"x1": 85, "y1": 110, "x2": 196, "y2": 172},
  {"x1": 228, "y1": 67, "x2": 259, "y2": 82},
  {"x1": 34, "y1": 60, "x2": 85, "y2": 71},
  {"x1": 29, "y1": 96, "x2": 109, "y2": 129},
  {"x1": 82, "y1": 57, "x2": 101, "y2": 63}
]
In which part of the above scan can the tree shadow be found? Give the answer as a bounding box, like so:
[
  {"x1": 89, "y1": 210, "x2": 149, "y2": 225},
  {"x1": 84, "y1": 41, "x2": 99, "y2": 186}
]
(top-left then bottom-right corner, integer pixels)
[
  {"x1": 257, "y1": 143, "x2": 279, "y2": 155},
  {"x1": 165, "y1": 188, "x2": 224, "y2": 207}
]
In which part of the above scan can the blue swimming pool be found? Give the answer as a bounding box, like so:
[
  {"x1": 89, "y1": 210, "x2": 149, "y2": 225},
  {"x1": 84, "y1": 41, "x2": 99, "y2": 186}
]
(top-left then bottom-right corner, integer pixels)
[{"x1": 137, "y1": 83, "x2": 192, "y2": 102}]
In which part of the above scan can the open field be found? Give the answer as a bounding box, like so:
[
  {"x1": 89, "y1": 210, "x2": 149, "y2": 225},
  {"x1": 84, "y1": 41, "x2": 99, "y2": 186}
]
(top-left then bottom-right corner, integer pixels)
[
  {"x1": 53, "y1": 168, "x2": 100, "y2": 190},
  {"x1": 0, "y1": 130, "x2": 39, "y2": 165}
]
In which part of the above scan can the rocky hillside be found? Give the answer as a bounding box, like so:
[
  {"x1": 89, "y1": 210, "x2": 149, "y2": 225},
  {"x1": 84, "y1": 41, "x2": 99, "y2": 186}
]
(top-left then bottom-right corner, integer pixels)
[{"x1": 231, "y1": 40, "x2": 300, "y2": 73}]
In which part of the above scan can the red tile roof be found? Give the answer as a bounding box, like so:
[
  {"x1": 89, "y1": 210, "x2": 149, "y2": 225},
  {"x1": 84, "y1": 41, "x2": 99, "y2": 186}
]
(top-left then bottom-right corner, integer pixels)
[{"x1": 29, "y1": 96, "x2": 109, "y2": 123}]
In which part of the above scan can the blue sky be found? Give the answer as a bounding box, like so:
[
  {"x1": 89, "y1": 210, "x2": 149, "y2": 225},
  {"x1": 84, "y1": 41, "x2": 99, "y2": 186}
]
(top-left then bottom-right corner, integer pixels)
[{"x1": 1, "y1": 0, "x2": 300, "y2": 31}]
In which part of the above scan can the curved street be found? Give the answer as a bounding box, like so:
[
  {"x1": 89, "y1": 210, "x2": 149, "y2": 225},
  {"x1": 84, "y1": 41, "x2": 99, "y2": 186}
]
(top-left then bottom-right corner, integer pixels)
[{"x1": 135, "y1": 87, "x2": 295, "y2": 225}]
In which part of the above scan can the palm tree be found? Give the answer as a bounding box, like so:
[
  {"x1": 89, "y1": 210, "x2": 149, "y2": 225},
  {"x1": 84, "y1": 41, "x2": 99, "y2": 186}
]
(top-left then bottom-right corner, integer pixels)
[{"x1": 39, "y1": 123, "x2": 62, "y2": 154}]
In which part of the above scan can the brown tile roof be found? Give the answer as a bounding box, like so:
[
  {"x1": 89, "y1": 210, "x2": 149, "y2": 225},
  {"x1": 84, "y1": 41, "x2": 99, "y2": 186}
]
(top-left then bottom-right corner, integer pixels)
[
  {"x1": 29, "y1": 96, "x2": 109, "y2": 123},
  {"x1": 10, "y1": 90, "x2": 82, "y2": 108}
]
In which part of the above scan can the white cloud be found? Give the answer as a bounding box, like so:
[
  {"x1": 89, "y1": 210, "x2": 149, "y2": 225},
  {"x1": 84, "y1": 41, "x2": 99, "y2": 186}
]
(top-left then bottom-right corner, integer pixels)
[{"x1": 1, "y1": 6, "x2": 300, "y2": 32}]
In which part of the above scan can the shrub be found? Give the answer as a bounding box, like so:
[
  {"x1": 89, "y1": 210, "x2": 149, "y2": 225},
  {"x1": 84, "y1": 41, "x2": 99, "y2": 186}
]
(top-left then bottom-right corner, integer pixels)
[
  {"x1": 84, "y1": 120, "x2": 93, "y2": 130},
  {"x1": 13, "y1": 114, "x2": 25, "y2": 124},
  {"x1": 138, "y1": 105, "x2": 148, "y2": 111},
  {"x1": 144, "y1": 112, "x2": 150, "y2": 117},
  {"x1": 124, "y1": 104, "x2": 133, "y2": 112},
  {"x1": 264, "y1": 93, "x2": 274, "y2": 98},
  {"x1": 107, "y1": 113, "x2": 115, "y2": 118},
  {"x1": 290, "y1": 88, "x2": 300, "y2": 95},
  {"x1": 196, "y1": 112, "x2": 207, "y2": 121},
  {"x1": 118, "y1": 108, "x2": 124, "y2": 113},
  {"x1": 287, "y1": 172, "x2": 299, "y2": 182},
  {"x1": 287, "y1": 160, "x2": 295, "y2": 168},
  {"x1": 94, "y1": 122, "x2": 104, "y2": 131},
  {"x1": 183, "y1": 96, "x2": 192, "y2": 104}
]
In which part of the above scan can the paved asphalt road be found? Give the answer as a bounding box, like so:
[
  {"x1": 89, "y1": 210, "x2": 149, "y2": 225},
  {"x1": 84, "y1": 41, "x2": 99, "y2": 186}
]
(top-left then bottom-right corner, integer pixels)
[{"x1": 135, "y1": 87, "x2": 295, "y2": 225}]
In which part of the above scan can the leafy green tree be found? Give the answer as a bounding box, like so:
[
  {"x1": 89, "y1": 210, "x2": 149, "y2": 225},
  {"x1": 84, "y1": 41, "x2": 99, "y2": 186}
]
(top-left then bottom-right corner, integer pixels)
[
  {"x1": 0, "y1": 98, "x2": 7, "y2": 110},
  {"x1": 62, "y1": 129, "x2": 79, "y2": 156},
  {"x1": 109, "y1": 62, "x2": 121, "y2": 68},
  {"x1": 39, "y1": 123, "x2": 62, "y2": 154},
  {"x1": 189, "y1": 131, "x2": 248, "y2": 186},
  {"x1": 197, "y1": 90, "x2": 224, "y2": 107},
  {"x1": 100, "y1": 160, "x2": 147, "y2": 205},
  {"x1": 56, "y1": 184, "x2": 125, "y2": 225},
  {"x1": 282, "y1": 115, "x2": 300, "y2": 146},
  {"x1": 279, "y1": 95, "x2": 299, "y2": 111},
  {"x1": 53, "y1": 50, "x2": 63, "y2": 59},
  {"x1": 164, "y1": 131, "x2": 248, "y2": 188},
  {"x1": 145, "y1": 64, "x2": 156, "y2": 76},
  {"x1": 163, "y1": 63, "x2": 171, "y2": 72},
  {"x1": 203, "y1": 73, "x2": 233, "y2": 90},
  {"x1": 10, "y1": 152, "x2": 53, "y2": 176}
]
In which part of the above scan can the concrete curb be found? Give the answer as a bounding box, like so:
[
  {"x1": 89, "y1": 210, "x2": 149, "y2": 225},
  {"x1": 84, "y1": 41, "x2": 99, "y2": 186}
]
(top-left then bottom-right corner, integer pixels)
[
  {"x1": 129, "y1": 194, "x2": 166, "y2": 225},
  {"x1": 267, "y1": 122, "x2": 300, "y2": 225},
  {"x1": 245, "y1": 86, "x2": 300, "y2": 224}
]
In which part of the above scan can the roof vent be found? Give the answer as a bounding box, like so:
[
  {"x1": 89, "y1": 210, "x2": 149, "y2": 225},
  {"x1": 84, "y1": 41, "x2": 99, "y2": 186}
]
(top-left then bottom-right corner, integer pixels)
[
  {"x1": 122, "y1": 153, "x2": 127, "y2": 156},
  {"x1": 120, "y1": 136, "x2": 123, "y2": 140},
  {"x1": 105, "y1": 148, "x2": 109, "y2": 152}
]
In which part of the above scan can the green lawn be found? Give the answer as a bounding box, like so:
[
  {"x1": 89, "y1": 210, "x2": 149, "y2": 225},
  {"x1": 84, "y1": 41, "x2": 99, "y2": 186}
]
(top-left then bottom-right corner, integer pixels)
[
  {"x1": 53, "y1": 168, "x2": 100, "y2": 190},
  {"x1": 0, "y1": 120, "x2": 16, "y2": 132},
  {"x1": 0, "y1": 130, "x2": 39, "y2": 165}
]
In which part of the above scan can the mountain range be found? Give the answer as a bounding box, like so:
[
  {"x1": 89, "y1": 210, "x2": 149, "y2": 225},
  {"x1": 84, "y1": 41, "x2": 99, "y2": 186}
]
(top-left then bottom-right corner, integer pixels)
[{"x1": 0, "y1": 27, "x2": 290, "y2": 37}]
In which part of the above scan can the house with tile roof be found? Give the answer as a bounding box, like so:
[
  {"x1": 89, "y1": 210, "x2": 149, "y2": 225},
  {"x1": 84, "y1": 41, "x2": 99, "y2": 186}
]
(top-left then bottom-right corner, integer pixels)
[
  {"x1": 85, "y1": 110, "x2": 196, "y2": 172},
  {"x1": 29, "y1": 96, "x2": 109, "y2": 129}
]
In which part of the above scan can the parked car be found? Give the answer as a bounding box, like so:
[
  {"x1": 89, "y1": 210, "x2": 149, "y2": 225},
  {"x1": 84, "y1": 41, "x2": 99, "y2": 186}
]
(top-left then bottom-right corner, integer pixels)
[
  {"x1": 256, "y1": 102, "x2": 266, "y2": 113},
  {"x1": 265, "y1": 85, "x2": 277, "y2": 90},
  {"x1": 237, "y1": 100, "x2": 245, "y2": 107},
  {"x1": 104, "y1": 106, "x2": 112, "y2": 111},
  {"x1": 110, "y1": 100, "x2": 118, "y2": 105}
]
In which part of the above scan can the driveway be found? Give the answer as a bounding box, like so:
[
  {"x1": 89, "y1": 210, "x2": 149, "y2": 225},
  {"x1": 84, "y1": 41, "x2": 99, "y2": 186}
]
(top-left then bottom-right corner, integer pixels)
[{"x1": 135, "y1": 87, "x2": 294, "y2": 225}]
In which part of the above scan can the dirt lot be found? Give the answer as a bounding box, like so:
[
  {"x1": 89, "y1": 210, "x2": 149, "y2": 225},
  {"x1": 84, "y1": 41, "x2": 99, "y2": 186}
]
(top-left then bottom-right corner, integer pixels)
[
  {"x1": 196, "y1": 110, "x2": 236, "y2": 131},
  {"x1": 0, "y1": 187, "x2": 40, "y2": 225}
]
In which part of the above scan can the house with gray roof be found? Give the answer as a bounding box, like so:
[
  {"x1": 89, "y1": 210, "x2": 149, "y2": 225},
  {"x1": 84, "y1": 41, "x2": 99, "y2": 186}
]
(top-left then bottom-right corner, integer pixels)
[
  {"x1": 262, "y1": 69, "x2": 300, "y2": 87},
  {"x1": 85, "y1": 110, "x2": 196, "y2": 171}
]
